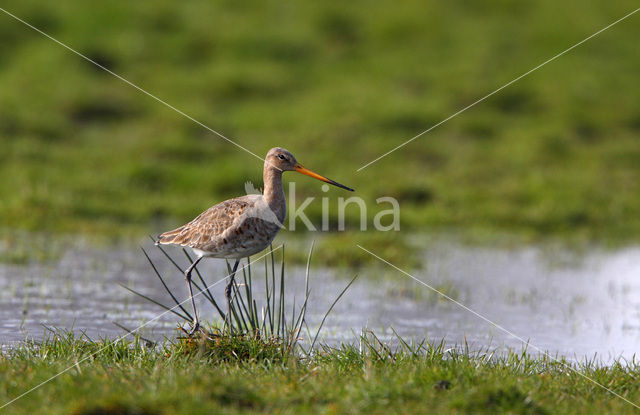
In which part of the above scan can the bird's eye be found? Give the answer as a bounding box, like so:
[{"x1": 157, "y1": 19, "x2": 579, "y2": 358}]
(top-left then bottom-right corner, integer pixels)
[{"x1": 278, "y1": 154, "x2": 286, "y2": 160}]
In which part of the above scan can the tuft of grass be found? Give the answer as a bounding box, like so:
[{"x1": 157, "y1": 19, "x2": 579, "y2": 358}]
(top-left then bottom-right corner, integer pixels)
[
  {"x1": 8, "y1": 327, "x2": 155, "y2": 364},
  {"x1": 121, "y1": 241, "x2": 357, "y2": 360},
  {"x1": 175, "y1": 331, "x2": 290, "y2": 364}
]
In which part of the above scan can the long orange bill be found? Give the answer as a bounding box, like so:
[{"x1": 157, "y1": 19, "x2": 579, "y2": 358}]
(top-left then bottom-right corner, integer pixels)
[{"x1": 294, "y1": 164, "x2": 354, "y2": 191}]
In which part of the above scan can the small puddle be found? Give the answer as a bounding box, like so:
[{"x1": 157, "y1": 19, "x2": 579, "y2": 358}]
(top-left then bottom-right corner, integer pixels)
[{"x1": 1, "y1": 239, "x2": 639, "y2": 363}]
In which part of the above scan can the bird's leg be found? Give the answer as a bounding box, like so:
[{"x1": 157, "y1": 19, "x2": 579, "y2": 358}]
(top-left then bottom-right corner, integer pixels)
[
  {"x1": 224, "y1": 259, "x2": 241, "y2": 335},
  {"x1": 184, "y1": 256, "x2": 203, "y2": 335}
]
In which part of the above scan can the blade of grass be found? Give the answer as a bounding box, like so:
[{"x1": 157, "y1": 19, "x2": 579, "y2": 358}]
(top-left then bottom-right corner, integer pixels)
[
  {"x1": 290, "y1": 297, "x2": 296, "y2": 336},
  {"x1": 310, "y1": 274, "x2": 358, "y2": 351},
  {"x1": 244, "y1": 256, "x2": 256, "y2": 330},
  {"x1": 232, "y1": 278, "x2": 252, "y2": 332},
  {"x1": 112, "y1": 322, "x2": 155, "y2": 346},
  {"x1": 277, "y1": 247, "x2": 285, "y2": 338},
  {"x1": 228, "y1": 286, "x2": 248, "y2": 333},
  {"x1": 150, "y1": 236, "x2": 187, "y2": 274},
  {"x1": 264, "y1": 253, "x2": 274, "y2": 336},
  {"x1": 239, "y1": 258, "x2": 256, "y2": 331},
  {"x1": 252, "y1": 299, "x2": 260, "y2": 334},
  {"x1": 360, "y1": 331, "x2": 383, "y2": 360},
  {"x1": 140, "y1": 247, "x2": 192, "y2": 319},
  {"x1": 118, "y1": 283, "x2": 191, "y2": 321},
  {"x1": 293, "y1": 241, "x2": 315, "y2": 336},
  {"x1": 270, "y1": 244, "x2": 276, "y2": 334},
  {"x1": 262, "y1": 255, "x2": 270, "y2": 334}
]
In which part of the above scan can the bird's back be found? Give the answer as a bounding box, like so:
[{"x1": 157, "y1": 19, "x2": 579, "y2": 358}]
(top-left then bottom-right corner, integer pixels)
[{"x1": 156, "y1": 194, "x2": 283, "y2": 258}]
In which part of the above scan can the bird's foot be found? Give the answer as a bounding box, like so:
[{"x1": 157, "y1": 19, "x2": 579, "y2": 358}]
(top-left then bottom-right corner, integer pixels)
[{"x1": 188, "y1": 321, "x2": 200, "y2": 336}]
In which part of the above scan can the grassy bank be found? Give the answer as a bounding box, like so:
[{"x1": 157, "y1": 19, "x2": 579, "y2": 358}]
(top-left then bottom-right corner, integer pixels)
[
  {"x1": 1, "y1": 332, "x2": 639, "y2": 414},
  {"x1": 1, "y1": 0, "x2": 640, "y2": 245}
]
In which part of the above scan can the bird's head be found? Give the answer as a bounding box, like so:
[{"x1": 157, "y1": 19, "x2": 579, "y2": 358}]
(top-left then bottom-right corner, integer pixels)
[
  {"x1": 265, "y1": 147, "x2": 354, "y2": 191},
  {"x1": 266, "y1": 147, "x2": 298, "y2": 171}
]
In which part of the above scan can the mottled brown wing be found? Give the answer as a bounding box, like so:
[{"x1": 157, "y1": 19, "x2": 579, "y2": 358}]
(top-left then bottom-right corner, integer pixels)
[{"x1": 156, "y1": 196, "x2": 253, "y2": 249}]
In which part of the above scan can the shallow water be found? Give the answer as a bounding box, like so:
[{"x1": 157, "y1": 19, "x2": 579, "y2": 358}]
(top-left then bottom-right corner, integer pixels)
[{"x1": 1, "y1": 238, "x2": 639, "y2": 363}]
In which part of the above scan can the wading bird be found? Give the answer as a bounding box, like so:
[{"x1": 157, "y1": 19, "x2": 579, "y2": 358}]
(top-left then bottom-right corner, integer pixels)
[{"x1": 156, "y1": 147, "x2": 353, "y2": 334}]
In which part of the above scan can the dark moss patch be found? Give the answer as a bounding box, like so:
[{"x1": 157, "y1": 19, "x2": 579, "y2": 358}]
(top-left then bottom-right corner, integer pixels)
[
  {"x1": 68, "y1": 98, "x2": 135, "y2": 124},
  {"x1": 72, "y1": 402, "x2": 160, "y2": 415}
]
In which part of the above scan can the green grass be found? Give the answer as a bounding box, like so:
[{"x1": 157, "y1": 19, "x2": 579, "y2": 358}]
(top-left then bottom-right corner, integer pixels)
[
  {"x1": 1, "y1": 0, "x2": 640, "y2": 247},
  {"x1": 2, "y1": 330, "x2": 640, "y2": 414}
]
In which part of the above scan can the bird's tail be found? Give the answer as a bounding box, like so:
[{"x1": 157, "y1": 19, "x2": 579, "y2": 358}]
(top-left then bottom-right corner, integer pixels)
[{"x1": 155, "y1": 226, "x2": 187, "y2": 246}]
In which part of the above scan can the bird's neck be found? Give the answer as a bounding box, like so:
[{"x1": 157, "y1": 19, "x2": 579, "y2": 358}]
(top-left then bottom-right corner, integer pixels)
[{"x1": 263, "y1": 165, "x2": 286, "y2": 219}]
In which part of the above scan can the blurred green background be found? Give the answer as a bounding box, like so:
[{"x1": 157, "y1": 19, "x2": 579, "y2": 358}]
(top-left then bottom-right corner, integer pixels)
[{"x1": 1, "y1": 0, "x2": 639, "y2": 249}]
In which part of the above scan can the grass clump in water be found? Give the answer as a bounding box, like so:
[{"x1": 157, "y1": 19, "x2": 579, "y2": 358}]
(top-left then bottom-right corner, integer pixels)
[
  {"x1": 175, "y1": 331, "x2": 289, "y2": 364},
  {"x1": 121, "y1": 241, "x2": 356, "y2": 362}
]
